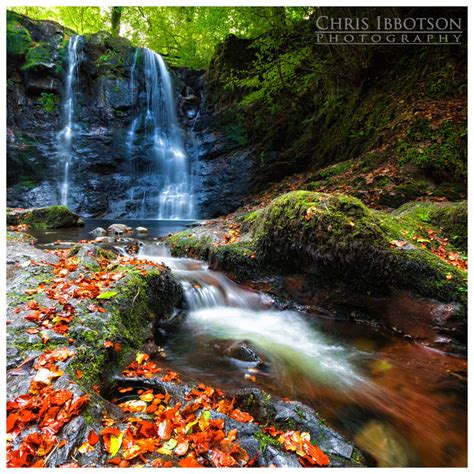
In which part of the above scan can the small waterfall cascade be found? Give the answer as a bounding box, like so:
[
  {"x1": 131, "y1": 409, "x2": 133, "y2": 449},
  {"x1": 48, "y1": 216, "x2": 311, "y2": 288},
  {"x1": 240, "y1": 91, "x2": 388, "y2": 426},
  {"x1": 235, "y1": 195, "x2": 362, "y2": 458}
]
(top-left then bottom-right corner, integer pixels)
[
  {"x1": 139, "y1": 244, "x2": 365, "y2": 387},
  {"x1": 57, "y1": 35, "x2": 82, "y2": 207},
  {"x1": 142, "y1": 49, "x2": 195, "y2": 220}
]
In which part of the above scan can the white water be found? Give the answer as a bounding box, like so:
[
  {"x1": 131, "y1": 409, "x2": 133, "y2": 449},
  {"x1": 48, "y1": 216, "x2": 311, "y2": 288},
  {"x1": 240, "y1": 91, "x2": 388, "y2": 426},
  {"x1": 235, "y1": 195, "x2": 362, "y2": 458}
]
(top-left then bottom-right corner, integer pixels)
[
  {"x1": 140, "y1": 244, "x2": 365, "y2": 387},
  {"x1": 126, "y1": 48, "x2": 139, "y2": 156},
  {"x1": 142, "y1": 50, "x2": 195, "y2": 220},
  {"x1": 57, "y1": 35, "x2": 82, "y2": 206}
]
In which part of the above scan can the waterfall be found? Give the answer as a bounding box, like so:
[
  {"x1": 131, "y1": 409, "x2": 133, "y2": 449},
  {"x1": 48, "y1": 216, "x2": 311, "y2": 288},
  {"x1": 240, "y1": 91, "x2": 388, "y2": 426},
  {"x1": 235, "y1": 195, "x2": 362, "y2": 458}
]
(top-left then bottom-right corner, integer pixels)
[
  {"x1": 57, "y1": 35, "x2": 82, "y2": 207},
  {"x1": 126, "y1": 48, "x2": 139, "y2": 156},
  {"x1": 142, "y1": 49, "x2": 195, "y2": 220}
]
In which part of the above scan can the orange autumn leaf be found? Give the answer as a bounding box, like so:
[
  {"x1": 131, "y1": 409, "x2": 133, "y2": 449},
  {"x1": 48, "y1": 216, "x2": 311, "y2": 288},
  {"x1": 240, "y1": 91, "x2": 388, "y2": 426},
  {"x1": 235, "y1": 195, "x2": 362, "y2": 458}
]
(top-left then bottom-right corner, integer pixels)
[{"x1": 230, "y1": 408, "x2": 254, "y2": 423}]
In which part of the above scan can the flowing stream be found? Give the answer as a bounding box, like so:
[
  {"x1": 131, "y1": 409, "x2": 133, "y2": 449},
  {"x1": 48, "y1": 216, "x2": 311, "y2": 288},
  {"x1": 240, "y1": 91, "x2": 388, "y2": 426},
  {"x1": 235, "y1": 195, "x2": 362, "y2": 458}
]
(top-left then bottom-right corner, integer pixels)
[
  {"x1": 137, "y1": 242, "x2": 467, "y2": 467},
  {"x1": 57, "y1": 35, "x2": 82, "y2": 206}
]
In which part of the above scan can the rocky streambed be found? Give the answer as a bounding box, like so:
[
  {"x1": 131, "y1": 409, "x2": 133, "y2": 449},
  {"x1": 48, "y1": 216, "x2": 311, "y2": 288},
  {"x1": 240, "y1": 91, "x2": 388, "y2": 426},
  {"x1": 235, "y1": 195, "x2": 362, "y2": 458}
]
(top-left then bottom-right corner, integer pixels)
[{"x1": 6, "y1": 231, "x2": 363, "y2": 468}]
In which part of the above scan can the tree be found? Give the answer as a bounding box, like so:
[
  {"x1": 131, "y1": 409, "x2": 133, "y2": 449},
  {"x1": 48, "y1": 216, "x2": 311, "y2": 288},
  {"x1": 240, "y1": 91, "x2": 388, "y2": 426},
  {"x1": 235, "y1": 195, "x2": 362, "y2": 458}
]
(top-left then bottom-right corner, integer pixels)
[{"x1": 111, "y1": 7, "x2": 123, "y2": 36}]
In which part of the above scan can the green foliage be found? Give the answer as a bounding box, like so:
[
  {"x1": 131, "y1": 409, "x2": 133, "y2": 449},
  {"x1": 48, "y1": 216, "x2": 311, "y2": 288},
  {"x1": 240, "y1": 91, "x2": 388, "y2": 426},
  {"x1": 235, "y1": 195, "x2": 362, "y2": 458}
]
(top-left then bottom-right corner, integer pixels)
[
  {"x1": 36, "y1": 92, "x2": 59, "y2": 112},
  {"x1": 223, "y1": 123, "x2": 248, "y2": 146},
  {"x1": 9, "y1": 6, "x2": 304, "y2": 68},
  {"x1": 97, "y1": 49, "x2": 121, "y2": 67}
]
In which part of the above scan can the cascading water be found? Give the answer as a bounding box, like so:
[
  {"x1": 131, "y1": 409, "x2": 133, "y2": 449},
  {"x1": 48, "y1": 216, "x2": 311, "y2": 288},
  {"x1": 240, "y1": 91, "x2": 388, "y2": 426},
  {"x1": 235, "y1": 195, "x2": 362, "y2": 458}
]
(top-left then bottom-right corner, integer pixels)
[
  {"x1": 140, "y1": 49, "x2": 195, "y2": 220},
  {"x1": 126, "y1": 48, "x2": 139, "y2": 157},
  {"x1": 139, "y1": 243, "x2": 364, "y2": 387},
  {"x1": 57, "y1": 35, "x2": 82, "y2": 207}
]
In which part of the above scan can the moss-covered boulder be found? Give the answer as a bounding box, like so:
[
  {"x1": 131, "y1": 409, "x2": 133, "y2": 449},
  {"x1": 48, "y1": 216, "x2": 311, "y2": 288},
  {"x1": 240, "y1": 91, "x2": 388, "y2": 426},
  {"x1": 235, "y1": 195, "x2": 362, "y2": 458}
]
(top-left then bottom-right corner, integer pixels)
[
  {"x1": 7, "y1": 205, "x2": 83, "y2": 229},
  {"x1": 251, "y1": 191, "x2": 466, "y2": 304}
]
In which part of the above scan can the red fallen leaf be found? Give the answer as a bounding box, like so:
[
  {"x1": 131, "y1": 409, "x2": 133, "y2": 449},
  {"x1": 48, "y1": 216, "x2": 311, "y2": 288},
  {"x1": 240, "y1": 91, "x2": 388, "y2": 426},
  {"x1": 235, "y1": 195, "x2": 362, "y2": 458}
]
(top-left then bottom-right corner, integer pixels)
[
  {"x1": 211, "y1": 449, "x2": 238, "y2": 467},
  {"x1": 302, "y1": 439, "x2": 330, "y2": 466},
  {"x1": 114, "y1": 342, "x2": 122, "y2": 352},
  {"x1": 178, "y1": 454, "x2": 204, "y2": 467},
  {"x1": 49, "y1": 389, "x2": 73, "y2": 406},
  {"x1": 7, "y1": 393, "x2": 35, "y2": 411},
  {"x1": 22, "y1": 431, "x2": 57, "y2": 457},
  {"x1": 263, "y1": 426, "x2": 283, "y2": 436},
  {"x1": 75, "y1": 370, "x2": 83, "y2": 379},
  {"x1": 104, "y1": 340, "x2": 113, "y2": 348},
  {"x1": 108, "y1": 457, "x2": 122, "y2": 465},
  {"x1": 230, "y1": 408, "x2": 254, "y2": 423},
  {"x1": 161, "y1": 370, "x2": 180, "y2": 382},
  {"x1": 25, "y1": 301, "x2": 40, "y2": 310},
  {"x1": 88, "y1": 430, "x2": 99, "y2": 446}
]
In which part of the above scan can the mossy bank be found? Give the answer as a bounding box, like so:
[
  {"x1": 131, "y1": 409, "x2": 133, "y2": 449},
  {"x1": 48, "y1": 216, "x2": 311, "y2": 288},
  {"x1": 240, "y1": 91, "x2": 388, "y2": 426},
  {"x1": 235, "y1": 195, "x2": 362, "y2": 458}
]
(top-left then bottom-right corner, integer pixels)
[{"x1": 167, "y1": 191, "x2": 467, "y2": 352}]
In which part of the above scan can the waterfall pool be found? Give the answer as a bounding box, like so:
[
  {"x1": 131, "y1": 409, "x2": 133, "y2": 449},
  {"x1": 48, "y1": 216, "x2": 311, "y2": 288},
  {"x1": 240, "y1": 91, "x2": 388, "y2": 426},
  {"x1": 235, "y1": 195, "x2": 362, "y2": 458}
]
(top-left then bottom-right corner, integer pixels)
[{"x1": 28, "y1": 219, "x2": 196, "y2": 246}]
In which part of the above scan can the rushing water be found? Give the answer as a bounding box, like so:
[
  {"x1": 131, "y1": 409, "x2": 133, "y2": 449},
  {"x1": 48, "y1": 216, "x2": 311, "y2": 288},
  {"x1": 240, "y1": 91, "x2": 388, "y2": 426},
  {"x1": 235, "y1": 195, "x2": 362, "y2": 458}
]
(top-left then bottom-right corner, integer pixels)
[
  {"x1": 138, "y1": 243, "x2": 467, "y2": 467},
  {"x1": 57, "y1": 35, "x2": 82, "y2": 207}
]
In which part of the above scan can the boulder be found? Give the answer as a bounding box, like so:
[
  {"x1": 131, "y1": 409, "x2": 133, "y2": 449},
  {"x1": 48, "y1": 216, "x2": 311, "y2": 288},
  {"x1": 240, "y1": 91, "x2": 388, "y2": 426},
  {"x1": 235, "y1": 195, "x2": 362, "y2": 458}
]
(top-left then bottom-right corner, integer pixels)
[
  {"x1": 89, "y1": 227, "x2": 106, "y2": 237},
  {"x1": 223, "y1": 340, "x2": 265, "y2": 364},
  {"x1": 6, "y1": 205, "x2": 83, "y2": 229},
  {"x1": 107, "y1": 223, "x2": 132, "y2": 235}
]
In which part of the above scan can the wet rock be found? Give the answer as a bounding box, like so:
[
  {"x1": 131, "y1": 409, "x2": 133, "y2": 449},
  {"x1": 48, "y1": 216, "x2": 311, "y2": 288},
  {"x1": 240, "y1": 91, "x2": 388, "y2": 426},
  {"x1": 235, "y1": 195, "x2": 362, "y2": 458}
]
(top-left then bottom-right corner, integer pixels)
[
  {"x1": 89, "y1": 227, "x2": 106, "y2": 236},
  {"x1": 136, "y1": 226, "x2": 148, "y2": 234},
  {"x1": 107, "y1": 223, "x2": 132, "y2": 235},
  {"x1": 263, "y1": 445, "x2": 302, "y2": 467},
  {"x1": 223, "y1": 340, "x2": 264, "y2": 364}
]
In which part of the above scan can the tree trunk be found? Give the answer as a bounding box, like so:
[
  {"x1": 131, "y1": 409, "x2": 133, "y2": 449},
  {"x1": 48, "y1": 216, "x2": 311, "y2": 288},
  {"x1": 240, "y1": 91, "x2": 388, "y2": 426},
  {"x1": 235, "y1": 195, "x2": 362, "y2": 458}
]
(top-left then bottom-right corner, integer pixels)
[{"x1": 111, "y1": 7, "x2": 123, "y2": 36}]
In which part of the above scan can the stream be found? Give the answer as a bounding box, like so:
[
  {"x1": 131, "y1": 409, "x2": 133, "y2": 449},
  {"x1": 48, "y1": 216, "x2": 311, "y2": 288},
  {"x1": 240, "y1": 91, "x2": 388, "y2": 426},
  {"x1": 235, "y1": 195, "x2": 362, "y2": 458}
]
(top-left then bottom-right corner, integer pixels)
[{"x1": 31, "y1": 223, "x2": 467, "y2": 467}]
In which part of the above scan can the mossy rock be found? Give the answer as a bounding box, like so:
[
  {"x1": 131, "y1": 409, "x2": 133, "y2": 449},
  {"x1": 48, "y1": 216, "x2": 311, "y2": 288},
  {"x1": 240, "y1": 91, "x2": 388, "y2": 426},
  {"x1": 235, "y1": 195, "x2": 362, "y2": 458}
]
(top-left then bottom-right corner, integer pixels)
[
  {"x1": 251, "y1": 191, "x2": 466, "y2": 304},
  {"x1": 7, "y1": 206, "x2": 83, "y2": 229},
  {"x1": 378, "y1": 180, "x2": 434, "y2": 208},
  {"x1": 395, "y1": 200, "x2": 467, "y2": 251},
  {"x1": 21, "y1": 41, "x2": 56, "y2": 71},
  {"x1": 7, "y1": 13, "x2": 32, "y2": 56}
]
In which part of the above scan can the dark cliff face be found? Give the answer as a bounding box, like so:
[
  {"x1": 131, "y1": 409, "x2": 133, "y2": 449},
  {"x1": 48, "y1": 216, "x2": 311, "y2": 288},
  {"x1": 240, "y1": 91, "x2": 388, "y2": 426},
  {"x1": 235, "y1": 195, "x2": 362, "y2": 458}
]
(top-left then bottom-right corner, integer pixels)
[{"x1": 7, "y1": 11, "x2": 256, "y2": 218}]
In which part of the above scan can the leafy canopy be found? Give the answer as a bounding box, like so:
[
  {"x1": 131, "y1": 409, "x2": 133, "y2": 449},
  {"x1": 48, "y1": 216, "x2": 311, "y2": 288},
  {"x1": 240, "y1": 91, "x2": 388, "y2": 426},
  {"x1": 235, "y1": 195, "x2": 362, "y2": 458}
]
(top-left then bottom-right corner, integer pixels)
[{"x1": 9, "y1": 6, "x2": 308, "y2": 68}]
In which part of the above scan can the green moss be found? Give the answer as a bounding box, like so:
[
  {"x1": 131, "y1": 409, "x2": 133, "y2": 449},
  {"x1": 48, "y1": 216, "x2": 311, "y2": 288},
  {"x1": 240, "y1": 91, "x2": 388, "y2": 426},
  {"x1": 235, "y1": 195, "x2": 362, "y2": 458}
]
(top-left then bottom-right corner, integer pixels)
[
  {"x1": 7, "y1": 205, "x2": 82, "y2": 229},
  {"x1": 21, "y1": 42, "x2": 55, "y2": 71},
  {"x1": 250, "y1": 191, "x2": 466, "y2": 304},
  {"x1": 17, "y1": 176, "x2": 38, "y2": 189},
  {"x1": 255, "y1": 430, "x2": 282, "y2": 452},
  {"x1": 398, "y1": 121, "x2": 467, "y2": 183},
  {"x1": 167, "y1": 232, "x2": 212, "y2": 259},
  {"x1": 378, "y1": 180, "x2": 433, "y2": 208},
  {"x1": 7, "y1": 12, "x2": 32, "y2": 56},
  {"x1": 210, "y1": 242, "x2": 258, "y2": 280},
  {"x1": 394, "y1": 200, "x2": 467, "y2": 252},
  {"x1": 315, "y1": 161, "x2": 351, "y2": 180}
]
